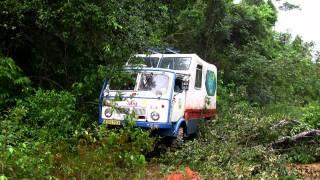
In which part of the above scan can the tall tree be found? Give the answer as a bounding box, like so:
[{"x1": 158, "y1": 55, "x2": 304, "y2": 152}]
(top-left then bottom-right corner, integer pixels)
[{"x1": 0, "y1": 0, "x2": 168, "y2": 88}]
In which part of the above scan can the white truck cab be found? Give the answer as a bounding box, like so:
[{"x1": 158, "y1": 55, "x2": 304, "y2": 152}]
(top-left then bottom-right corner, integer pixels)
[{"x1": 99, "y1": 51, "x2": 217, "y2": 137}]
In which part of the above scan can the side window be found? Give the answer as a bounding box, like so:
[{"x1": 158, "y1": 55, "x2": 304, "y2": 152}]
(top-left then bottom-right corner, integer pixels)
[
  {"x1": 195, "y1": 65, "x2": 202, "y2": 88},
  {"x1": 174, "y1": 78, "x2": 183, "y2": 93},
  {"x1": 205, "y1": 70, "x2": 217, "y2": 96}
]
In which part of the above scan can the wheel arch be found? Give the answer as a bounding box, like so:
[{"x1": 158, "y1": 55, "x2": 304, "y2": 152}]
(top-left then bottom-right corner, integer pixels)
[{"x1": 172, "y1": 118, "x2": 187, "y2": 137}]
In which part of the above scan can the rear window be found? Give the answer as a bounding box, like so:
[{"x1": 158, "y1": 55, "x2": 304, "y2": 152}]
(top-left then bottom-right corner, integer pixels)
[{"x1": 205, "y1": 70, "x2": 216, "y2": 96}]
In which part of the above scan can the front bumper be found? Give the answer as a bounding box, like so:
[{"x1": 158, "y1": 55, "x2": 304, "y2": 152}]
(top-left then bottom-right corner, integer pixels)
[
  {"x1": 100, "y1": 117, "x2": 186, "y2": 137},
  {"x1": 101, "y1": 118, "x2": 172, "y2": 129}
]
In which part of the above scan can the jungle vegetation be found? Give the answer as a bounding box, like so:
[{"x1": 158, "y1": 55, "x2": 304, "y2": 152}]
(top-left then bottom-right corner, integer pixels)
[{"x1": 1, "y1": 0, "x2": 320, "y2": 178}]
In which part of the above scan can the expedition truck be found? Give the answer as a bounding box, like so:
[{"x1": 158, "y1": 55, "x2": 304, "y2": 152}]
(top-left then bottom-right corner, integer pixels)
[{"x1": 99, "y1": 50, "x2": 217, "y2": 140}]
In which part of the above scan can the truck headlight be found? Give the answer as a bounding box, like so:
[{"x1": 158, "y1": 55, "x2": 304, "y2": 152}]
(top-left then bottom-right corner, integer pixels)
[
  {"x1": 150, "y1": 111, "x2": 160, "y2": 121},
  {"x1": 104, "y1": 108, "x2": 112, "y2": 118}
]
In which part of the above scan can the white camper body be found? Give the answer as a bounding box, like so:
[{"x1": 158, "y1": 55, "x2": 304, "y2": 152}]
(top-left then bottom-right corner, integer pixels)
[{"x1": 99, "y1": 53, "x2": 217, "y2": 137}]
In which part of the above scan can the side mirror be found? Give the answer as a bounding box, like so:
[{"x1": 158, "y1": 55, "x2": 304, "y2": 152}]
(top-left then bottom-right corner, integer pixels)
[{"x1": 104, "y1": 84, "x2": 110, "y2": 96}]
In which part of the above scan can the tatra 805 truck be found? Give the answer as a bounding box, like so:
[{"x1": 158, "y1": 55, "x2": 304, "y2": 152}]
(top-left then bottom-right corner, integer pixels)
[{"x1": 99, "y1": 51, "x2": 217, "y2": 139}]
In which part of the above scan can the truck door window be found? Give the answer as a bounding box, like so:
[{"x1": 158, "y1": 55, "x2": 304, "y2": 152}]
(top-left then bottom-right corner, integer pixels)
[
  {"x1": 174, "y1": 78, "x2": 183, "y2": 92},
  {"x1": 195, "y1": 65, "x2": 202, "y2": 88}
]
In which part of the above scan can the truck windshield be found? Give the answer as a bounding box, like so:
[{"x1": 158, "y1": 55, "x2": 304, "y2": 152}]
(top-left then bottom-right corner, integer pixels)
[
  {"x1": 143, "y1": 57, "x2": 159, "y2": 68},
  {"x1": 109, "y1": 73, "x2": 137, "y2": 90},
  {"x1": 138, "y1": 73, "x2": 169, "y2": 94}
]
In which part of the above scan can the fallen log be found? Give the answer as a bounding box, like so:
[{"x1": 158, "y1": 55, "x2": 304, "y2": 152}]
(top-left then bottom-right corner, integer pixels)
[
  {"x1": 270, "y1": 129, "x2": 320, "y2": 149},
  {"x1": 271, "y1": 119, "x2": 303, "y2": 129}
]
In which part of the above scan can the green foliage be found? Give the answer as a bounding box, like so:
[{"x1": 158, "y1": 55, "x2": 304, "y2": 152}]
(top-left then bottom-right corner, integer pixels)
[
  {"x1": 0, "y1": 57, "x2": 30, "y2": 111},
  {"x1": 225, "y1": 33, "x2": 319, "y2": 105},
  {"x1": 0, "y1": 0, "x2": 168, "y2": 88},
  {"x1": 51, "y1": 124, "x2": 154, "y2": 178},
  {"x1": 159, "y1": 101, "x2": 290, "y2": 178},
  {"x1": 0, "y1": 138, "x2": 53, "y2": 178},
  {"x1": 71, "y1": 65, "x2": 136, "y2": 125},
  {"x1": 13, "y1": 89, "x2": 76, "y2": 141},
  {"x1": 0, "y1": 175, "x2": 8, "y2": 180},
  {"x1": 158, "y1": 82, "x2": 317, "y2": 178},
  {"x1": 1, "y1": 102, "x2": 154, "y2": 178},
  {"x1": 1, "y1": 0, "x2": 320, "y2": 178},
  {"x1": 302, "y1": 103, "x2": 320, "y2": 129},
  {"x1": 285, "y1": 142, "x2": 320, "y2": 164},
  {"x1": 167, "y1": 0, "x2": 318, "y2": 106}
]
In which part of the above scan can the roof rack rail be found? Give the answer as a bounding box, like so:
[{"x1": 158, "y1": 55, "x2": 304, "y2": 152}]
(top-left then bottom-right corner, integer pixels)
[
  {"x1": 165, "y1": 48, "x2": 179, "y2": 54},
  {"x1": 147, "y1": 47, "x2": 181, "y2": 54}
]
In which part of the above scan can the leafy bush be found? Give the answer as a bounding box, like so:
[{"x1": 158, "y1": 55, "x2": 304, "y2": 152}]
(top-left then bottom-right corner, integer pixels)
[
  {"x1": 52, "y1": 123, "x2": 154, "y2": 179},
  {"x1": 0, "y1": 138, "x2": 53, "y2": 178},
  {"x1": 0, "y1": 89, "x2": 76, "y2": 177},
  {"x1": 0, "y1": 57, "x2": 31, "y2": 111},
  {"x1": 1, "y1": 113, "x2": 155, "y2": 178},
  {"x1": 0, "y1": 77, "x2": 157, "y2": 178},
  {"x1": 302, "y1": 103, "x2": 320, "y2": 129},
  {"x1": 285, "y1": 141, "x2": 320, "y2": 164},
  {"x1": 12, "y1": 89, "x2": 76, "y2": 141},
  {"x1": 0, "y1": 126, "x2": 155, "y2": 179}
]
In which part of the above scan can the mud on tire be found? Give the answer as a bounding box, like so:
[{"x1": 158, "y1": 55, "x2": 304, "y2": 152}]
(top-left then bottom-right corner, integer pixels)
[{"x1": 171, "y1": 127, "x2": 185, "y2": 149}]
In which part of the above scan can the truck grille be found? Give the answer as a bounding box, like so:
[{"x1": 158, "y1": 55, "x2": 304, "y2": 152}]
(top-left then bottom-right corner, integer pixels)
[
  {"x1": 115, "y1": 107, "x2": 146, "y2": 118},
  {"x1": 116, "y1": 107, "x2": 130, "y2": 114},
  {"x1": 133, "y1": 107, "x2": 146, "y2": 116}
]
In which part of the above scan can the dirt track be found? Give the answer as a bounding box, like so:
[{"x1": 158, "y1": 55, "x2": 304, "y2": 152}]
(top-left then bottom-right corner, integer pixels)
[{"x1": 289, "y1": 163, "x2": 320, "y2": 179}]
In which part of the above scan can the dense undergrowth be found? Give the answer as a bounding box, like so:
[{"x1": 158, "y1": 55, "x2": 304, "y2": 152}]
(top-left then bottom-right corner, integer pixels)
[
  {"x1": 156, "y1": 85, "x2": 309, "y2": 179},
  {"x1": 1, "y1": 65, "x2": 319, "y2": 178},
  {"x1": 0, "y1": 86, "x2": 154, "y2": 178}
]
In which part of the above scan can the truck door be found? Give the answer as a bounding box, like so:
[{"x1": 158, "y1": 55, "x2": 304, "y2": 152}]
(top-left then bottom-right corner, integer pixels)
[{"x1": 171, "y1": 78, "x2": 186, "y2": 122}]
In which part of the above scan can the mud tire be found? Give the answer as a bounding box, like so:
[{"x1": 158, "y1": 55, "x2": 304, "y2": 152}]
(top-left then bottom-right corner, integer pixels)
[{"x1": 171, "y1": 127, "x2": 185, "y2": 149}]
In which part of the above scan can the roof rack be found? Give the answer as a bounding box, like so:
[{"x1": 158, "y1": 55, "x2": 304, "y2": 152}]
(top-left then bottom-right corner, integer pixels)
[{"x1": 147, "y1": 47, "x2": 181, "y2": 54}]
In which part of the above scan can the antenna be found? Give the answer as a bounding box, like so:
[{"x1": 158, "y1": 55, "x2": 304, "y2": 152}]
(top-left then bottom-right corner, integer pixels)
[
  {"x1": 165, "y1": 48, "x2": 180, "y2": 54},
  {"x1": 147, "y1": 48, "x2": 161, "y2": 54},
  {"x1": 147, "y1": 48, "x2": 181, "y2": 54}
]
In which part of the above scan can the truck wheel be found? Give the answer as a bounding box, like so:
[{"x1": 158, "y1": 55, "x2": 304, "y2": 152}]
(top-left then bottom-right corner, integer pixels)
[{"x1": 171, "y1": 127, "x2": 185, "y2": 149}]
